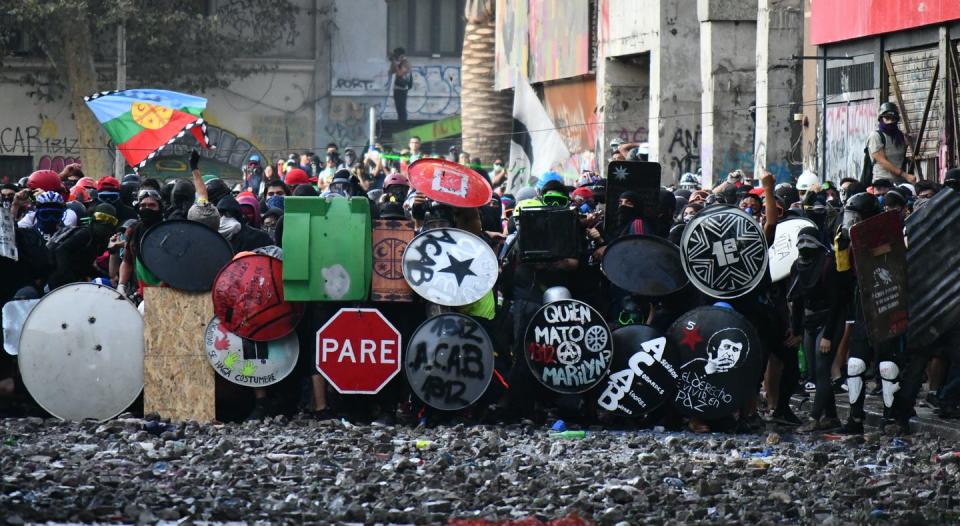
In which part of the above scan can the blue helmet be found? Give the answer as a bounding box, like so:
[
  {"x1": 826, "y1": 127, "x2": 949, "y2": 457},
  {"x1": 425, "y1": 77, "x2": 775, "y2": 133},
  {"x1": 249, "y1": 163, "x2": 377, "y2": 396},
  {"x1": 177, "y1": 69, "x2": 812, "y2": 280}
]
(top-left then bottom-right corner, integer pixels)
[
  {"x1": 536, "y1": 171, "x2": 563, "y2": 190},
  {"x1": 36, "y1": 190, "x2": 65, "y2": 206}
]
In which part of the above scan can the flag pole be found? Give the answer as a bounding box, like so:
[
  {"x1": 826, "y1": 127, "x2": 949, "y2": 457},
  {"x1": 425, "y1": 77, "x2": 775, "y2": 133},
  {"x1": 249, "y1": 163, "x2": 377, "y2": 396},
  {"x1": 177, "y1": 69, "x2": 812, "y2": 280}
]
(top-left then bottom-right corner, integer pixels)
[{"x1": 113, "y1": 22, "x2": 127, "y2": 179}]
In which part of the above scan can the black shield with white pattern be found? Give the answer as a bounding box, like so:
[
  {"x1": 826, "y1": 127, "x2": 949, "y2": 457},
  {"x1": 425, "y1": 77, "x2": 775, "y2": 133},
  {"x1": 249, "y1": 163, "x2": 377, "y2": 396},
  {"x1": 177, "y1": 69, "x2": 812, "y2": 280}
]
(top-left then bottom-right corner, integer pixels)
[{"x1": 680, "y1": 205, "x2": 768, "y2": 299}]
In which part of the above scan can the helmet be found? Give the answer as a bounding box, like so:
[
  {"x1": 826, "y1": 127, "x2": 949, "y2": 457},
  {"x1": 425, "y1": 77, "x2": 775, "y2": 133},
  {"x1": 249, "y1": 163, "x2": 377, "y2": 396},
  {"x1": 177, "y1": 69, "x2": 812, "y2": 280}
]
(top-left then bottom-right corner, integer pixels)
[
  {"x1": 542, "y1": 286, "x2": 572, "y2": 304},
  {"x1": 69, "y1": 185, "x2": 91, "y2": 203},
  {"x1": 76, "y1": 177, "x2": 98, "y2": 190},
  {"x1": 514, "y1": 186, "x2": 538, "y2": 201},
  {"x1": 383, "y1": 172, "x2": 409, "y2": 188},
  {"x1": 536, "y1": 171, "x2": 563, "y2": 190},
  {"x1": 796, "y1": 171, "x2": 820, "y2": 191},
  {"x1": 879, "y1": 102, "x2": 900, "y2": 119},
  {"x1": 884, "y1": 190, "x2": 906, "y2": 208},
  {"x1": 514, "y1": 198, "x2": 544, "y2": 215},
  {"x1": 27, "y1": 170, "x2": 63, "y2": 192},
  {"x1": 679, "y1": 172, "x2": 701, "y2": 190},
  {"x1": 36, "y1": 190, "x2": 65, "y2": 205},
  {"x1": 844, "y1": 192, "x2": 881, "y2": 216},
  {"x1": 284, "y1": 168, "x2": 312, "y2": 186},
  {"x1": 571, "y1": 186, "x2": 594, "y2": 201}
]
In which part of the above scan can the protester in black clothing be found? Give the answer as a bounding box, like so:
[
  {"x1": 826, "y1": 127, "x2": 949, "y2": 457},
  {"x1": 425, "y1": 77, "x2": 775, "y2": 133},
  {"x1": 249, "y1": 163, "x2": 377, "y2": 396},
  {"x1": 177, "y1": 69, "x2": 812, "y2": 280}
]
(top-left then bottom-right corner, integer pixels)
[
  {"x1": 216, "y1": 195, "x2": 273, "y2": 253},
  {"x1": 165, "y1": 179, "x2": 196, "y2": 221},
  {"x1": 47, "y1": 203, "x2": 118, "y2": 289}
]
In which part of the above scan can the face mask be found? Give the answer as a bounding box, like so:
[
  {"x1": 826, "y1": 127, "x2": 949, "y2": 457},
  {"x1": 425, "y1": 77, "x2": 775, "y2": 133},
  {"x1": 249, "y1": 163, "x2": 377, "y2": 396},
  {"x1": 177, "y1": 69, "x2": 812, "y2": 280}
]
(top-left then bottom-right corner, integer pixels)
[
  {"x1": 841, "y1": 209, "x2": 863, "y2": 237},
  {"x1": 263, "y1": 224, "x2": 277, "y2": 239},
  {"x1": 35, "y1": 208, "x2": 64, "y2": 234},
  {"x1": 91, "y1": 222, "x2": 114, "y2": 242},
  {"x1": 139, "y1": 208, "x2": 162, "y2": 227},
  {"x1": 616, "y1": 204, "x2": 640, "y2": 227},
  {"x1": 1, "y1": 194, "x2": 13, "y2": 208},
  {"x1": 877, "y1": 195, "x2": 885, "y2": 207},
  {"x1": 219, "y1": 217, "x2": 241, "y2": 239},
  {"x1": 266, "y1": 195, "x2": 284, "y2": 210}
]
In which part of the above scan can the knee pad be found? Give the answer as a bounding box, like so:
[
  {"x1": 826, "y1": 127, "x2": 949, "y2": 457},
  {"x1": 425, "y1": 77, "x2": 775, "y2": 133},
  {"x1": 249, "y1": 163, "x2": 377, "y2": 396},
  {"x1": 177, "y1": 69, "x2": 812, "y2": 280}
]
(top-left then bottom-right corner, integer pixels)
[
  {"x1": 847, "y1": 357, "x2": 867, "y2": 404},
  {"x1": 879, "y1": 360, "x2": 900, "y2": 407}
]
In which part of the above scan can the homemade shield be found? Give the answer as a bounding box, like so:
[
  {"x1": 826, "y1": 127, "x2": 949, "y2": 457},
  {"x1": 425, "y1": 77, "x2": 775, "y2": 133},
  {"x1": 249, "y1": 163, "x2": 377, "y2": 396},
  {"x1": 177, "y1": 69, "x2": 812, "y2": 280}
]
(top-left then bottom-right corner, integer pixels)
[
  {"x1": 371, "y1": 218, "x2": 416, "y2": 302},
  {"x1": 18, "y1": 284, "x2": 143, "y2": 421},
  {"x1": 203, "y1": 316, "x2": 298, "y2": 387},
  {"x1": 524, "y1": 299, "x2": 613, "y2": 394},
  {"x1": 598, "y1": 325, "x2": 680, "y2": 417},
  {"x1": 517, "y1": 206, "x2": 580, "y2": 262},
  {"x1": 680, "y1": 205, "x2": 768, "y2": 299},
  {"x1": 604, "y1": 161, "x2": 662, "y2": 238},
  {"x1": 402, "y1": 227, "x2": 498, "y2": 307},
  {"x1": 2, "y1": 299, "x2": 39, "y2": 355},
  {"x1": 405, "y1": 313, "x2": 495, "y2": 411},
  {"x1": 601, "y1": 235, "x2": 688, "y2": 296},
  {"x1": 851, "y1": 210, "x2": 908, "y2": 344},
  {"x1": 139, "y1": 219, "x2": 234, "y2": 292},
  {"x1": 282, "y1": 196, "x2": 372, "y2": 302},
  {"x1": 212, "y1": 254, "x2": 304, "y2": 342},
  {"x1": 767, "y1": 216, "x2": 818, "y2": 282},
  {"x1": 906, "y1": 188, "x2": 960, "y2": 347},
  {"x1": 667, "y1": 305, "x2": 762, "y2": 419},
  {"x1": 407, "y1": 158, "x2": 493, "y2": 208},
  {"x1": 0, "y1": 207, "x2": 17, "y2": 261}
]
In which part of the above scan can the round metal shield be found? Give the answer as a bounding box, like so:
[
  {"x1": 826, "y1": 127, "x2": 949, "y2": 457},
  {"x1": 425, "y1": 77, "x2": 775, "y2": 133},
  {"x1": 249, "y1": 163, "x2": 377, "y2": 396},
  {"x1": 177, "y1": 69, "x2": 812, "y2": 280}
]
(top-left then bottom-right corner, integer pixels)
[
  {"x1": 2, "y1": 299, "x2": 39, "y2": 355},
  {"x1": 401, "y1": 227, "x2": 499, "y2": 307},
  {"x1": 601, "y1": 235, "x2": 688, "y2": 296},
  {"x1": 18, "y1": 283, "x2": 143, "y2": 421},
  {"x1": 212, "y1": 254, "x2": 304, "y2": 341},
  {"x1": 666, "y1": 306, "x2": 763, "y2": 419},
  {"x1": 203, "y1": 316, "x2": 299, "y2": 387},
  {"x1": 524, "y1": 299, "x2": 613, "y2": 394},
  {"x1": 405, "y1": 313, "x2": 495, "y2": 411},
  {"x1": 767, "y1": 217, "x2": 817, "y2": 282},
  {"x1": 598, "y1": 325, "x2": 680, "y2": 417},
  {"x1": 407, "y1": 158, "x2": 493, "y2": 208},
  {"x1": 140, "y1": 219, "x2": 234, "y2": 292},
  {"x1": 680, "y1": 205, "x2": 768, "y2": 299}
]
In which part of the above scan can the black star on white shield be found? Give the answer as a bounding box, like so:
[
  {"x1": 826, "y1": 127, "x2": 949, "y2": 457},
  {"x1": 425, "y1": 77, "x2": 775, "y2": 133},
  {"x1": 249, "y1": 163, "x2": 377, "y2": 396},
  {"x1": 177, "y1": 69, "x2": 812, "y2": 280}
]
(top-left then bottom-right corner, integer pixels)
[{"x1": 439, "y1": 254, "x2": 476, "y2": 285}]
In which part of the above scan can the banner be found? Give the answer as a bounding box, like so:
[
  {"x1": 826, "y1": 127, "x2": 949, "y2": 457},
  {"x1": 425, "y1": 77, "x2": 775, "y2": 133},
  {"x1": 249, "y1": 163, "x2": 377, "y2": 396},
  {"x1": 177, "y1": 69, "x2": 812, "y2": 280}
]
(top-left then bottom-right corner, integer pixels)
[{"x1": 507, "y1": 77, "x2": 570, "y2": 191}]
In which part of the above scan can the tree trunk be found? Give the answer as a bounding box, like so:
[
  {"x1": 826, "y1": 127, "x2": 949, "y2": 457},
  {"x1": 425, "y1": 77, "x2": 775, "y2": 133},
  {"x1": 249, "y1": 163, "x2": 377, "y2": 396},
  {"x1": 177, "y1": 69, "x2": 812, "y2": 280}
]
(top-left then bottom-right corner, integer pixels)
[
  {"x1": 55, "y1": 4, "x2": 110, "y2": 179},
  {"x1": 460, "y1": 0, "x2": 512, "y2": 166}
]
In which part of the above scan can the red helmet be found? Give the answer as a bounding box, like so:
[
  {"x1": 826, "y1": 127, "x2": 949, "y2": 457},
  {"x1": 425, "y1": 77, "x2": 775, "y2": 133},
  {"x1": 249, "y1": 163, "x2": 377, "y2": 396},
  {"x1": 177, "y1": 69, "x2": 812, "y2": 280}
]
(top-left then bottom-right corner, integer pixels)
[
  {"x1": 76, "y1": 177, "x2": 98, "y2": 190},
  {"x1": 383, "y1": 172, "x2": 409, "y2": 188},
  {"x1": 284, "y1": 168, "x2": 313, "y2": 186},
  {"x1": 69, "y1": 185, "x2": 91, "y2": 203},
  {"x1": 27, "y1": 170, "x2": 64, "y2": 192}
]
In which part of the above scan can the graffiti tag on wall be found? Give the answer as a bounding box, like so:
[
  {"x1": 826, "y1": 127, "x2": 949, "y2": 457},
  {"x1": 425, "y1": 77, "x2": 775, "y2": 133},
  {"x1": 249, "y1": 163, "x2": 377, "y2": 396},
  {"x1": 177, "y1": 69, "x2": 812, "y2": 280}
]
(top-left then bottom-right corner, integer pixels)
[{"x1": 825, "y1": 101, "x2": 876, "y2": 182}]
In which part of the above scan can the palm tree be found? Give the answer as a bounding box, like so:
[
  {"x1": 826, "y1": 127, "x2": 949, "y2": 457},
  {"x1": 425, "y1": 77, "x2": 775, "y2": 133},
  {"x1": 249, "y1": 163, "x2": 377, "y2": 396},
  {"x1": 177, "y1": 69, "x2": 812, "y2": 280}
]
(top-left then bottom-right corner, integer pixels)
[{"x1": 460, "y1": 0, "x2": 512, "y2": 167}]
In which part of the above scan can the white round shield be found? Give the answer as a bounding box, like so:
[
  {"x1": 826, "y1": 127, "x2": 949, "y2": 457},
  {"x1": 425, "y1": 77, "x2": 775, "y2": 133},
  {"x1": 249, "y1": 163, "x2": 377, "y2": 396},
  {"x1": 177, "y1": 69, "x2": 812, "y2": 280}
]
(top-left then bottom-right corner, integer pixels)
[
  {"x1": 18, "y1": 283, "x2": 144, "y2": 421},
  {"x1": 2, "y1": 299, "x2": 39, "y2": 355},
  {"x1": 401, "y1": 227, "x2": 499, "y2": 307},
  {"x1": 203, "y1": 316, "x2": 299, "y2": 387},
  {"x1": 767, "y1": 216, "x2": 817, "y2": 282}
]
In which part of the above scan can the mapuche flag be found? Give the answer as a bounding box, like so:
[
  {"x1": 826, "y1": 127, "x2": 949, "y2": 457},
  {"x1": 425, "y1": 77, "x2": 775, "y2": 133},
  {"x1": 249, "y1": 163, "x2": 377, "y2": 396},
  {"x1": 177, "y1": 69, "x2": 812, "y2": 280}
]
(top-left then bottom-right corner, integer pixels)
[{"x1": 84, "y1": 89, "x2": 214, "y2": 170}]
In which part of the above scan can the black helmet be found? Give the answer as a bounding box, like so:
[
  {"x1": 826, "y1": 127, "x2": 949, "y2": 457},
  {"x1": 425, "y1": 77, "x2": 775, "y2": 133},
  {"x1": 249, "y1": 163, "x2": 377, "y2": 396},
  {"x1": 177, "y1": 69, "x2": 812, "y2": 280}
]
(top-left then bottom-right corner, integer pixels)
[
  {"x1": 879, "y1": 102, "x2": 900, "y2": 119},
  {"x1": 206, "y1": 178, "x2": 231, "y2": 206},
  {"x1": 944, "y1": 168, "x2": 960, "y2": 186},
  {"x1": 844, "y1": 192, "x2": 881, "y2": 217},
  {"x1": 884, "y1": 190, "x2": 906, "y2": 208}
]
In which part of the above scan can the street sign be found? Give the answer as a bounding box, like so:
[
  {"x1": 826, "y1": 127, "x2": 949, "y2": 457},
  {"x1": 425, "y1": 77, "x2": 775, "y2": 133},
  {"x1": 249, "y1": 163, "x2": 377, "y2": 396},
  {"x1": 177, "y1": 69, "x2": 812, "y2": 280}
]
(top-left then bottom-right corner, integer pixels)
[
  {"x1": 402, "y1": 227, "x2": 499, "y2": 306},
  {"x1": 767, "y1": 216, "x2": 817, "y2": 282},
  {"x1": 212, "y1": 253, "x2": 304, "y2": 342},
  {"x1": 851, "y1": 210, "x2": 908, "y2": 344},
  {"x1": 407, "y1": 158, "x2": 493, "y2": 208},
  {"x1": 601, "y1": 235, "x2": 688, "y2": 296},
  {"x1": 203, "y1": 316, "x2": 299, "y2": 387},
  {"x1": 666, "y1": 305, "x2": 763, "y2": 419},
  {"x1": 405, "y1": 313, "x2": 495, "y2": 411},
  {"x1": 524, "y1": 299, "x2": 613, "y2": 394},
  {"x1": 140, "y1": 219, "x2": 234, "y2": 292},
  {"x1": 680, "y1": 205, "x2": 768, "y2": 299},
  {"x1": 598, "y1": 324, "x2": 680, "y2": 417},
  {"x1": 18, "y1": 283, "x2": 143, "y2": 421},
  {"x1": 371, "y1": 218, "x2": 416, "y2": 302},
  {"x1": 315, "y1": 308, "x2": 402, "y2": 394}
]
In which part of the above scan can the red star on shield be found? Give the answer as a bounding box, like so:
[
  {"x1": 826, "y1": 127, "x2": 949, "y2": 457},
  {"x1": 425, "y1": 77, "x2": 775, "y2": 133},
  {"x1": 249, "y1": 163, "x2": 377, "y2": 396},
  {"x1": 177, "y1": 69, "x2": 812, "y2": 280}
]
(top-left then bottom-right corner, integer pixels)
[{"x1": 680, "y1": 325, "x2": 703, "y2": 350}]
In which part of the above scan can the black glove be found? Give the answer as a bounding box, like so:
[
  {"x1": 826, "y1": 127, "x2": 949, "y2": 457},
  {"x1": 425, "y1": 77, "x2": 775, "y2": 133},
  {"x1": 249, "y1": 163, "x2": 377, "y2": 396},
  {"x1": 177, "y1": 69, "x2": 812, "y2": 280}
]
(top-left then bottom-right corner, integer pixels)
[{"x1": 189, "y1": 150, "x2": 200, "y2": 171}]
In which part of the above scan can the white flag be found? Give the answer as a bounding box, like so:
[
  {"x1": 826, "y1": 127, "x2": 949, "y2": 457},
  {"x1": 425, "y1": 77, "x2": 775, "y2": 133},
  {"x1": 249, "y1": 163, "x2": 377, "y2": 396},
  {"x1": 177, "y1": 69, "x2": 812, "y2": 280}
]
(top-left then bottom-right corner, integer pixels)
[{"x1": 507, "y1": 78, "x2": 570, "y2": 192}]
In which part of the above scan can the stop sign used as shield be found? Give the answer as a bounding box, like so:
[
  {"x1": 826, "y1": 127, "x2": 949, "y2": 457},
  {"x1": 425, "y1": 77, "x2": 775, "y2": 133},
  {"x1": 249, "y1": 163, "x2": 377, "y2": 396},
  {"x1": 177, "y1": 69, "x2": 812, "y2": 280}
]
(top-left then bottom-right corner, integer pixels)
[{"x1": 315, "y1": 308, "x2": 402, "y2": 394}]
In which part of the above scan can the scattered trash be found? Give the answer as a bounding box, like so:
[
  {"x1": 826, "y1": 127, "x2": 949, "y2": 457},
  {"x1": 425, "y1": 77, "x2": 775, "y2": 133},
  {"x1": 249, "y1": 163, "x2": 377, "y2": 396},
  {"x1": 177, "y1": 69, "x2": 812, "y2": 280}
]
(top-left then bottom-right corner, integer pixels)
[
  {"x1": 548, "y1": 430, "x2": 586, "y2": 440},
  {"x1": 550, "y1": 420, "x2": 567, "y2": 432}
]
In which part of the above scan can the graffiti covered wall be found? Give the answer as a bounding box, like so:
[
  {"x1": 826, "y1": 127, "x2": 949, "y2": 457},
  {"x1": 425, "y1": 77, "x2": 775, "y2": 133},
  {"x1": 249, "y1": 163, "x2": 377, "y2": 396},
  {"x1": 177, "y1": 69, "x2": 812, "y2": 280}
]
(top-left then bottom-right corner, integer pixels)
[
  {"x1": 527, "y1": 0, "x2": 590, "y2": 84},
  {"x1": 494, "y1": 0, "x2": 529, "y2": 89},
  {"x1": 824, "y1": 101, "x2": 876, "y2": 182}
]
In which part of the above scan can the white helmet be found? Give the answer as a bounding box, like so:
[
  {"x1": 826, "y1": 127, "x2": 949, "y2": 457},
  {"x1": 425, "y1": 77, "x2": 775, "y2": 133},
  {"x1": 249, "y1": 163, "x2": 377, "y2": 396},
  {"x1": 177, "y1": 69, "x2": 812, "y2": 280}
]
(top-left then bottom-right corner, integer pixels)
[
  {"x1": 796, "y1": 171, "x2": 820, "y2": 192},
  {"x1": 542, "y1": 286, "x2": 572, "y2": 304}
]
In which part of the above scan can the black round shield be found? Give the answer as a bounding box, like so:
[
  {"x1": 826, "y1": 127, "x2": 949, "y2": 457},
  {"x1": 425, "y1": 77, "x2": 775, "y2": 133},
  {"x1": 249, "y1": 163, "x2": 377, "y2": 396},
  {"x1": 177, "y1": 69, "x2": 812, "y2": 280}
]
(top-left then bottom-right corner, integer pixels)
[
  {"x1": 598, "y1": 324, "x2": 680, "y2": 417},
  {"x1": 140, "y1": 220, "x2": 234, "y2": 292},
  {"x1": 524, "y1": 299, "x2": 613, "y2": 394},
  {"x1": 680, "y1": 205, "x2": 768, "y2": 299},
  {"x1": 601, "y1": 235, "x2": 688, "y2": 296},
  {"x1": 405, "y1": 313, "x2": 495, "y2": 411},
  {"x1": 666, "y1": 306, "x2": 763, "y2": 419}
]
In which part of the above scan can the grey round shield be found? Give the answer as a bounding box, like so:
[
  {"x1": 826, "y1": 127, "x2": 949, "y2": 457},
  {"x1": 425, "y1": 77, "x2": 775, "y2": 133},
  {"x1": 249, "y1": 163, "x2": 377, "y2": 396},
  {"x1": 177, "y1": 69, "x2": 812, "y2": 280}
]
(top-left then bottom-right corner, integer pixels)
[
  {"x1": 18, "y1": 283, "x2": 144, "y2": 421},
  {"x1": 680, "y1": 205, "x2": 768, "y2": 299},
  {"x1": 203, "y1": 316, "x2": 299, "y2": 388}
]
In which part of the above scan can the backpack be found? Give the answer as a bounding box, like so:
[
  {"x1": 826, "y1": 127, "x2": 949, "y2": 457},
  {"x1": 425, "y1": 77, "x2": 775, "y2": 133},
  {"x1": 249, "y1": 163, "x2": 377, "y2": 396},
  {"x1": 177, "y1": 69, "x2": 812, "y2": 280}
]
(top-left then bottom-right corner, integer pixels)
[
  {"x1": 860, "y1": 131, "x2": 884, "y2": 186},
  {"x1": 45, "y1": 225, "x2": 82, "y2": 253}
]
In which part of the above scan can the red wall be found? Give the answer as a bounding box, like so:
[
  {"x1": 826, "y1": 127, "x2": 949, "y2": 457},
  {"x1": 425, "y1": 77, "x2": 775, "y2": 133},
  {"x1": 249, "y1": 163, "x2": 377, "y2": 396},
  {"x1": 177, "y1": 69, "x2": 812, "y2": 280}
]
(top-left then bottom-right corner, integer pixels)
[{"x1": 812, "y1": 0, "x2": 960, "y2": 45}]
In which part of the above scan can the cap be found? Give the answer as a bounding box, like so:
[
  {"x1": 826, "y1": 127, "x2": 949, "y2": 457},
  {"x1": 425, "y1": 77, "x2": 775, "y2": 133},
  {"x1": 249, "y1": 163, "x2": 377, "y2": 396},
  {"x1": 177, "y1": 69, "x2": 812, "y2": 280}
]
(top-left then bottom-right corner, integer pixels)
[{"x1": 97, "y1": 176, "x2": 121, "y2": 191}]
